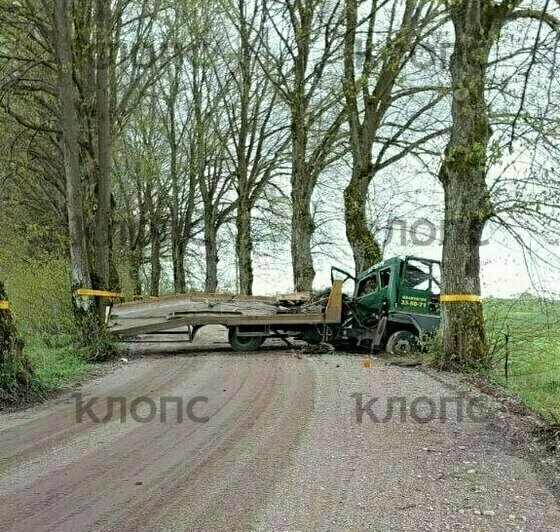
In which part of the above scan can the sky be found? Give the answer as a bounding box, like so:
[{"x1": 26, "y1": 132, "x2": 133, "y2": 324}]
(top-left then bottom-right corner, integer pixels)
[
  {"x1": 172, "y1": 0, "x2": 560, "y2": 300},
  {"x1": 248, "y1": 162, "x2": 560, "y2": 299},
  {"x1": 250, "y1": 224, "x2": 560, "y2": 299}
]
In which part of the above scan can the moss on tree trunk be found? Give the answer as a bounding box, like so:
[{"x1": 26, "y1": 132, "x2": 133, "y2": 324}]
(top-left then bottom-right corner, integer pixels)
[
  {"x1": 344, "y1": 174, "x2": 382, "y2": 273},
  {"x1": 0, "y1": 281, "x2": 32, "y2": 400}
]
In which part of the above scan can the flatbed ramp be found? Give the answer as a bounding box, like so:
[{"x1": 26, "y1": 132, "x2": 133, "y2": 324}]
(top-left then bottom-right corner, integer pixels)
[{"x1": 107, "y1": 282, "x2": 343, "y2": 342}]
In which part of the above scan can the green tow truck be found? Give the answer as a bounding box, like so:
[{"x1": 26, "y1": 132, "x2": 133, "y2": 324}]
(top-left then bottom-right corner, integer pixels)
[{"x1": 110, "y1": 255, "x2": 442, "y2": 354}]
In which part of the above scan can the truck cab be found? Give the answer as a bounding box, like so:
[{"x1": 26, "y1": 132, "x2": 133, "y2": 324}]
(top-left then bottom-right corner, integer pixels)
[{"x1": 333, "y1": 256, "x2": 441, "y2": 353}]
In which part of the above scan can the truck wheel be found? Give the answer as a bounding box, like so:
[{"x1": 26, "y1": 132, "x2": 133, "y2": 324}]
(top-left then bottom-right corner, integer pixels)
[
  {"x1": 228, "y1": 328, "x2": 264, "y2": 352},
  {"x1": 386, "y1": 330, "x2": 417, "y2": 355}
]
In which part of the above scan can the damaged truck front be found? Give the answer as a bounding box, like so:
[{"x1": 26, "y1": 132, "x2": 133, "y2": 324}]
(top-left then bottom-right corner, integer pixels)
[{"x1": 329, "y1": 255, "x2": 441, "y2": 353}]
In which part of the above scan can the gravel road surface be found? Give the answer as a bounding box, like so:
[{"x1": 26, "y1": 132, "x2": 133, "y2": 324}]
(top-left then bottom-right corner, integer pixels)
[{"x1": 0, "y1": 328, "x2": 558, "y2": 531}]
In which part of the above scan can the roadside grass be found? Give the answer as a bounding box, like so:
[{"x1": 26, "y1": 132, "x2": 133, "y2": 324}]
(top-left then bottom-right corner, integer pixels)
[
  {"x1": 25, "y1": 338, "x2": 91, "y2": 391},
  {"x1": 484, "y1": 297, "x2": 560, "y2": 421},
  {"x1": 1, "y1": 251, "x2": 93, "y2": 400}
]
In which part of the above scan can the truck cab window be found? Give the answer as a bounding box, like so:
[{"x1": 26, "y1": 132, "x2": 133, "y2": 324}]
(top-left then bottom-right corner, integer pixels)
[
  {"x1": 404, "y1": 260, "x2": 431, "y2": 290},
  {"x1": 431, "y1": 263, "x2": 441, "y2": 294},
  {"x1": 379, "y1": 269, "x2": 391, "y2": 288},
  {"x1": 357, "y1": 274, "x2": 377, "y2": 296}
]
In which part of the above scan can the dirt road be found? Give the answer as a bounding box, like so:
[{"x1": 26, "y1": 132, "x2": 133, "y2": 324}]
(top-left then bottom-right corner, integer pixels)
[{"x1": 0, "y1": 330, "x2": 558, "y2": 531}]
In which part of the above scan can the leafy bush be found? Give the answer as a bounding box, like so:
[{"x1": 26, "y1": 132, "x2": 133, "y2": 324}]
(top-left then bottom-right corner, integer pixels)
[{"x1": 4, "y1": 256, "x2": 74, "y2": 342}]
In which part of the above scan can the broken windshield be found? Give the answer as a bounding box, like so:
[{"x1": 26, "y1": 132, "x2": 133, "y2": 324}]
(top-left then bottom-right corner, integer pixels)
[{"x1": 404, "y1": 260, "x2": 440, "y2": 293}]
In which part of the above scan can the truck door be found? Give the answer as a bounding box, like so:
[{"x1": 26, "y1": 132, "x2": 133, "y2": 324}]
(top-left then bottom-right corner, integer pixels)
[
  {"x1": 354, "y1": 272, "x2": 378, "y2": 316},
  {"x1": 377, "y1": 267, "x2": 392, "y2": 311},
  {"x1": 354, "y1": 266, "x2": 392, "y2": 319}
]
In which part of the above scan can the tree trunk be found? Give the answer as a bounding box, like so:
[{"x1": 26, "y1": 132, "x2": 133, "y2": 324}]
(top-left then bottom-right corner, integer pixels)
[
  {"x1": 168, "y1": 75, "x2": 186, "y2": 295},
  {"x1": 236, "y1": 201, "x2": 253, "y2": 295},
  {"x1": 204, "y1": 222, "x2": 219, "y2": 293},
  {"x1": 129, "y1": 253, "x2": 142, "y2": 296},
  {"x1": 290, "y1": 111, "x2": 315, "y2": 292},
  {"x1": 94, "y1": 0, "x2": 112, "y2": 285},
  {"x1": 291, "y1": 188, "x2": 315, "y2": 292},
  {"x1": 0, "y1": 281, "x2": 27, "y2": 377},
  {"x1": 172, "y1": 239, "x2": 186, "y2": 294},
  {"x1": 344, "y1": 167, "x2": 382, "y2": 273},
  {"x1": 437, "y1": 2, "x2": 495, "y2": 368},
  {"x1": 439, "y1": 189, "x2": 489, "y2": 368},
  {"x1": 94, "y1": 0, "x2": 113, "y2": 320},
  {"x1": 129, "y1": 224, "x2": 143, "y2": 296},
  {"x1": 150, "y1": 235, "x2": 161, "y2": 298},
  {"x1": 53, "y1": 0, "x2": 95, "y2": 318},
  {"x1": 126, "y1": 196, "x2": 145, "y2": 296},
  {"x1": 233, "y1": 2, "x2": 254, "y2": 296}
]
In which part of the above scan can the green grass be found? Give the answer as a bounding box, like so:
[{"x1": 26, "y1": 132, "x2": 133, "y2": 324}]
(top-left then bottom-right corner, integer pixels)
[
  {"x1": 484, "y1": 296, "x2": 560, "y2": 421},
  {"x1": 26, "y1": 338, "x2": 91, "y2": 391}
]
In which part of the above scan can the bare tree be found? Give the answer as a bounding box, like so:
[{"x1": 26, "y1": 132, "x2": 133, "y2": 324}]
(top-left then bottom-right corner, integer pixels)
[
  {"x1": 258, "y1": 0, "x2": 346, "y2": 291},
  {"x1": 114, "y1": 156, "x2": 148, "y2": 296},
  {"x1": 342, "y1": 0, "x2": 446, "y2": 272},
  {"x1": 156, "y1": 9, "x2": 201, "y2": 294},
  {"x1": 116, "y1": 90, "x2": 171, "y2": 297},
  {"x1": 220, "y1": 0, "x2": 289, "y2": 294}
]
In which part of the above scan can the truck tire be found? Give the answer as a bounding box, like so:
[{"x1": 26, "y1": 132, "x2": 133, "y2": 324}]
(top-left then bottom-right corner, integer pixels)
[
  {"x1": 386, "y1": 330, "x2": 418, "y2": 355},
  {"x1": 228, "y1": 328, "x2": 265, "y2": 352}
]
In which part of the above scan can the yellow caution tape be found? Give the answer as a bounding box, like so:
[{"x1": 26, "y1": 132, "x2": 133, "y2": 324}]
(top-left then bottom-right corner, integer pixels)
[
  {"x1": 0, "y1": 301, "x2": 9, "y2": 310},
  {"x1": 75, "y1": 289, "x2": 124, "y2": 299},
  {"x1": 440, "y1": 294, "x2": 482, "y2": 303}
]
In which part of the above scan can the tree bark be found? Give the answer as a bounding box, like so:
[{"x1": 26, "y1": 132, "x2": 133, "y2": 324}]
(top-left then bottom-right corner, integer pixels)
[
  {"x1": 53, "y1": 0, "x2": 95, "y2": 317},
  {"x1": 150, "y1": 228, "x2": 161, "y2": 298},
  {"x1": 145, "y1": 178, "x2": 162, "y2": 297},
  {"x1": 236, "y1": 200, "x2": 253, "y2": 295},
  {"x1": 344, "y1": 169, "x2": 382, "y2": 273},
  {"x1": 129, "y1": 252, "x2": 143, "y2": 296},
  {"x1": 437, "y1": 1, "x2": 497, "y2": 368},
  {"x1": 440, "y1": 188, "x2": 489, "y2": 368},
  {"x1": 290, "y1": 108, "x2": 315, "y2": 292},
  {"x1": 291, "y1": 187, "x2": 315, "y2": 292},
  {"x1": 204, "y1": 220, "x2": 219, "y2": 293},
  {"x1": 128, "y1": 217, "x2": 144, "y2": 296},
  {"x1": 172, "y1": 240, "x2": 186, "y2": 294}
]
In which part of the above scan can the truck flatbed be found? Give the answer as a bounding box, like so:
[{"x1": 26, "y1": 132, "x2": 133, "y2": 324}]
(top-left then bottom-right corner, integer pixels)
[{"x1": 107, "y1": 281, "x2": 343, "y2": 346}]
